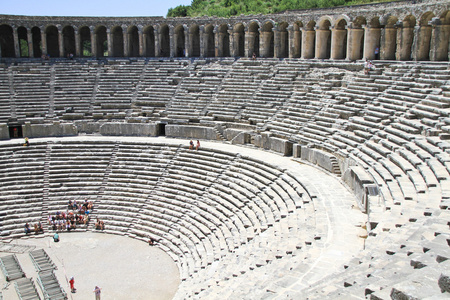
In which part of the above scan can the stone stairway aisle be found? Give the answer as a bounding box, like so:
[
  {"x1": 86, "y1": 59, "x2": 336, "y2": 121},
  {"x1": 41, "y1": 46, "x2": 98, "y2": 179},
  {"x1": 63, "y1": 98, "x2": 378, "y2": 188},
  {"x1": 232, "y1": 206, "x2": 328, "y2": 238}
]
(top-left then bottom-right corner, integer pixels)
[
  {"x1": 7, "y1": 67, "x2": 16, "y2": 122},
  {"x1": 41, "y1": 142, "x2": 53, "y2": 224},
  {"x1": 128, "y1": 59, "x2": 150, "y2": 119},
  {"x1": 87, "y1": 64, "x2": 101, "y2": 116},
  {"x1": 89, "y1": 142, "x2": 121, "y2": 229},
  {"x1": 46, "y1": 64, "x2": 56, "y2": 120}
]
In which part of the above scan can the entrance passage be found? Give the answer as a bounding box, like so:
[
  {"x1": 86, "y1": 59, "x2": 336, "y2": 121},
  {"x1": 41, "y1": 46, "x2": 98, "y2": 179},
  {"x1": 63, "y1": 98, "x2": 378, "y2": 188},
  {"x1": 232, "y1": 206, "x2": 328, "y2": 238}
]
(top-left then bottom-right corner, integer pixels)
[{"x1": 9, "y1": 125, "x2": 23, "y2": 138}]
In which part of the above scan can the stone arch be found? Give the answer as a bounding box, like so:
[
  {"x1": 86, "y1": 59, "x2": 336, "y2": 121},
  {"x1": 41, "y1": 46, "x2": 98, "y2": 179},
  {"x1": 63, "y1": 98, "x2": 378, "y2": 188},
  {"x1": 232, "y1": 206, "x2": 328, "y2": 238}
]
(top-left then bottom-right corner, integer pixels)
[
  {"x1": 414, "y1": 11, "x2": 435, "y2": 61},
  {"x1": 248, "y1": 21, "x2": 260, "y2": 57},
  {"x1": 45, "y1": 25, "x2": 59, "y2": 57},
  {"x1": 189, "y1": 24, "x2": 200, "y2": 57},
  {"x1": 204, "y1": 24, "x2": 215, "y2": 57},
  {"x1": 291, "y1": 21, "x2": 303, "y2": 58},
  {"x1": 218, "y1": 24, "x2": 230, "y2": 57},
  {"x1": 111, "y1": 26, "x2": 124, "y2": 57},
  {"x1": 303, "y1": 20, "x2": 316, "y2": 59},
  {"x1": 261, "y1": 21, "x2": 274, "y2": 58},
  {"x1": 233, "y1": 23, "x2": 245, "y2": 57},
  {"x1": 79, "y1": 26, "x2": 91, "y2": 57},
  {"x1": 431, "y1": 10, "x2": 450, "y2": 61},
  {"x1": 364, "y1": 17, "x2": 381, "y2": 60},
  {"x1": 159, "y1": 24, "x2": 170, "y2": 57},
  {"x1": 278, "y1": 22, "x2": 289, "y2": 58},
  {"x1": 397, "y1": 15, "x2": 416, "y2": 60},
  {"x1": 31, "y1": 26, "x2": 42, "y2": 58},
  {"x1": 128, "y1": 26, "x2": 139, "y2": 57},
  {"x1": 143, "y1": 25, "x2": 155, "y2": 57},
  {"x1": 331, "y1": 18, "x2": 347, "y2": 59},
  {"x1": 17, "y1": 26, "x2": 28, "y2": 57},
  {"x1": 0, "y1": 24, "x2": 15, "y2": 57},
  {"x1": 348, "y1": 16, "x2": 366, "y2": 60},
  {"x1": 94, "y1": 26, "x2": 107, "y2": 57},
  {"x1": 316, "y1": 18, "x2": 331, "y2": 59},
  {"x1": 174, "y1": 25, "x2": 185, "y2": 57},
  {"x1": 62, "y1": 25, "x2": 76, "y2": 58},
  {"x1": 381, "y1": 15, "x2": 398, "y2": 60}
]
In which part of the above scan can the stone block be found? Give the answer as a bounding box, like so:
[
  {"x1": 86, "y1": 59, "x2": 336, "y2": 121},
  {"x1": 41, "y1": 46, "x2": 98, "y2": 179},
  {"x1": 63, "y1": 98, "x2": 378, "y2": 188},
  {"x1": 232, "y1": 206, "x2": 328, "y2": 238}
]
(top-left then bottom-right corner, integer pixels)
[
  {"x1": 293, "y1": 144, "x2": 301, "y2": 158},
  {"x1": 100, "y1": 123, "x2": 158, "y2": 136},
  {"x1": 166, "y1": 125, "x2": 217, "y2": 140},
  {"x1": 270, "y1": 137, "x2": 293, "y2": 156},
  {"x1": 23, "y1": 121, "x2": 77, "y2": 138},
  {"x1": 0, "y1": 123, "x2": 9, "y2": 140}
]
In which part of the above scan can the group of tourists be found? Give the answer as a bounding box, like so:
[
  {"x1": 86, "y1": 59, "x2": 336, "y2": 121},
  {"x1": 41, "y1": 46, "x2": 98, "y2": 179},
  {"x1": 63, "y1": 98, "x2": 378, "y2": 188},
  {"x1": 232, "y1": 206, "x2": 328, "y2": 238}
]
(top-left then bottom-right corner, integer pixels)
[{"x1": 24, "y1": 222, "x2": 44, "y2": 234}]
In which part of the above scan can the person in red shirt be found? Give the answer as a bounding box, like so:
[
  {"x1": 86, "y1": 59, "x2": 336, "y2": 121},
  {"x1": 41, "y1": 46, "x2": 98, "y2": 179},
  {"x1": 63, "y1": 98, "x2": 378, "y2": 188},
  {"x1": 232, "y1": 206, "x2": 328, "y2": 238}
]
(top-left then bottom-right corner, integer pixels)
[{"x1": 69, "y1": 276, "x2": 76, "y2": 293}]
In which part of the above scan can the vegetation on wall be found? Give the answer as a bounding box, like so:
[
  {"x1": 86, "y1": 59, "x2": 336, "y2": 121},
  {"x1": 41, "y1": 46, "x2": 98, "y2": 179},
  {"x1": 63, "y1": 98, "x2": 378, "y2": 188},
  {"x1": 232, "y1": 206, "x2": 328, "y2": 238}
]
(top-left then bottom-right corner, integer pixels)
[{"x1": 167, "y1": 0, "x2": 391, "y2": 17}]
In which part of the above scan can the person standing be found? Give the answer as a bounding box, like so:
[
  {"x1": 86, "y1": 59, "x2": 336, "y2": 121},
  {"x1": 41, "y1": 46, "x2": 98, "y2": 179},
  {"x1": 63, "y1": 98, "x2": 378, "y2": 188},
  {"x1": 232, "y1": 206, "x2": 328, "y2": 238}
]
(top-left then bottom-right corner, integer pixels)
[
  {"x1": 94, "y1": 286, "x2": 101, "y2": 300},
  {"x1": 69, "y1": 277, "x2": 76, "y2": 293}
]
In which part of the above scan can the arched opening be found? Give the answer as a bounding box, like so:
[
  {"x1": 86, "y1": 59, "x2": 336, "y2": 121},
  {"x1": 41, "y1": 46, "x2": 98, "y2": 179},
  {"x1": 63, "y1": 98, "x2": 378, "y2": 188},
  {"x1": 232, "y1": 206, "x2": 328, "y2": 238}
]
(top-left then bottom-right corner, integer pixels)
[
  {"x1": 398, "y1": 15, "x2": 416, "y2": 60},
  {"x1": 18, "y1": 26, "x2": 28, "y2": 57},
  {"x1": 382, "y1": 16, "x2": 398, "y2": 60},
  {"x1": 189, "y1": 25, "x2": 200, "y2": 57},
  {"x1": 159, "y1": 25, "x2": 170, "y2": 57},
  {"x1": 174, "y1": 25, "x2": 185, "y2": 57},
  {"x1": 204, "y1": 24, "x2": 215, "y2": 57},
  {"x1": 143, "y1": 26, "x2": 155, "y2": 57},
  {"x1": 303, "y1": 21, "x2": 316, "y2": 59},
  {"x1": 79, "y1": 26, "x2": 91, "y2": 57},
  {"x1": 248, "y1": 22, "x2": 260, "y2": 57},
  {"x1": 128, "y1": 26, "x2": 139, "y2": 57},
  {"x1": 349, "y1": 16, "x2": 366, "y2": 60},
  {"x1": 45, "y1": 25, "x2": 59, "y2": 58},
  {"x1": 364, "y1": 17, "x2": 381, "y2": 60},
  {"x1": 63, "y1": 26, "x2": 76, "y2": 58},
  {"x1": 278, "y1": 22, "x2": 289, "y2": 58},
  {"x1": 234, "y1": 23, "x2": 245, "y2": 57},
  {"x1": 416, "y1": 12, "x2": 435, "y2": 61},
  {"x1": 292, "y1": 22, "x2": 302, "y2": 58},
  {"x1": 95, "y1": 26, "x2": 107, "y2": 57},
  {"x1": 316, "y1": 19, "x2": 331, "y2": 59},
  {"x1": 112, "y1": 26, "x2": 124, "y2": 57},
  {"x1": 218, "y1": 24, "x2": 230, "y2": 57},
  {"x1": 31, "y1": 27, "x2": 42, "y2": 58},
  {"x1": 0, "y1": 24, "x2": 15, "y2": 57},
  {"x1": 431, "y1": 10, "x2": 450, "y2": 61},
  {"x1": 261, "y1": 22, "x2": 274, "y2": 58},
  {"x1": 332, "y1": 18, "x2": 347, "y2": 60}
]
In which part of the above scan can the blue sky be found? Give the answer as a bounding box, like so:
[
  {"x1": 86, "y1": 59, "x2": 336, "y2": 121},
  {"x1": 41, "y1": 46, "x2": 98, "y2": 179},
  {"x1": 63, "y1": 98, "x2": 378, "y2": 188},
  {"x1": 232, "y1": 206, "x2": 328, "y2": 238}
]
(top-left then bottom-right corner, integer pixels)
[{"x1": 2, "y1": 0, "x2": 193, "y2": 17}]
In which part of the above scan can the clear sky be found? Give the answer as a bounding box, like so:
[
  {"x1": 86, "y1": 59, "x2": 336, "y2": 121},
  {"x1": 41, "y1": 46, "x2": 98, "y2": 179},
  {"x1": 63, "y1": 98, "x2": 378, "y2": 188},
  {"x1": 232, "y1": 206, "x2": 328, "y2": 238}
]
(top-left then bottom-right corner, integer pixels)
[{"x1": 2, "y1": 0, "x2": 193, "y2": 17}]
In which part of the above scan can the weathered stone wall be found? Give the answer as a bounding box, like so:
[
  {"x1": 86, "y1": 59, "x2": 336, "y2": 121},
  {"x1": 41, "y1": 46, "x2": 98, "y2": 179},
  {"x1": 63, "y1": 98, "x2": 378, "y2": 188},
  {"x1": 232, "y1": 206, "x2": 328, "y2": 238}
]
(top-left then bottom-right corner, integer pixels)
[{"x1": 22, "y1": 121, "x2": 77, "y2": 138}]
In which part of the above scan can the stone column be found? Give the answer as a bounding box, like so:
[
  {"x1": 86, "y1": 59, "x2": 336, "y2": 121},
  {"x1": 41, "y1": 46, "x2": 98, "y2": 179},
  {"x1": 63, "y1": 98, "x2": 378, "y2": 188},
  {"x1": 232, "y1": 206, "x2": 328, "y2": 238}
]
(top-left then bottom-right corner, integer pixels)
[
  {"x1": 228, "y1": 28, "x2": 235, "y2": 57},
  {"x1": 75, "y1": 29, "x2": 81, "y2": 57},
  {"x1": 58, "y1": 26, "x2": 64, "y2": 57},
  {"x1": 90, "y1": 27, "x2": 96, "y2": 57},
  {"x1": 154, "y1": 27, "x2": 160, "y2": 57},
  {"x1": 199, "y1": 25, "x2": 205, "y2": 57},
  {"x1": 287, "y1": 25, "x2": 294, "y2": 58},
  {"x1": 184, "y1": 25, "x2": 190, "y2": 57},
  {"x1": 27, "y1": 29, "x2": 34, "y2": 58},
  {"x1": 363, "y1": 25, "x2": 381, "y2": 60},
  {"x1": 380, "y1": 26, "x2": 396, "y2": 60},
  {"x1": 331, "y1": 26, "x2": 347, "y2": 60},
  {"x1": 138, "y1": 26, "x2": 144, "y2": 57},
  {"x1": 429, "y1": 18, "x2": 450, "y2": 61},
  {"x1": 302, "y1": 28, "x2": 315, "y2": 59},
  {"x1": 214, "y1": 27, "x2": 219, "y2": 57},
  {"x1": 107, "y1": 28, "x2": 112, "y2": 57},
  {"x1": 123, "y1": 26, "x2": 129, "y2": 57},
  {"x1": 258, "y1": 28, "x2": 264, "y2": 57},
  {"x1": 315, "y1": 27, "x2": 330, "y2": 59},
  {"x1": 396, "y1": 21, "x2": 414, "y2": 61},
  {"x1": 13, "y1": 26, "x2": 19, "y2": 57},
  {"x1": 274, "y1": 27, "x2": 280, "y2": 58},
  {"x1": 41, "y1": 27, "x2": 47, "y2": 56},
  {"x1": 347, "y1": 26, "x2": 364, "y2": 60},
  {"x1": 245, "y1": 26, "x2": 252, "y2": 57},
  {"x1": 169, "y1": 25, "x2": 175, "y2": 57}
]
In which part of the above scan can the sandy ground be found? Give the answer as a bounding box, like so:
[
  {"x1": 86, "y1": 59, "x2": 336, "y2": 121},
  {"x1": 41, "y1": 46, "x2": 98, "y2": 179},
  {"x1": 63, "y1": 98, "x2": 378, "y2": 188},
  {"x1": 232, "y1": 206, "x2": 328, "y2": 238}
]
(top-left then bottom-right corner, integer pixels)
[{"x1": 0, "y1": 232, "x2": 180, "y2": 300}]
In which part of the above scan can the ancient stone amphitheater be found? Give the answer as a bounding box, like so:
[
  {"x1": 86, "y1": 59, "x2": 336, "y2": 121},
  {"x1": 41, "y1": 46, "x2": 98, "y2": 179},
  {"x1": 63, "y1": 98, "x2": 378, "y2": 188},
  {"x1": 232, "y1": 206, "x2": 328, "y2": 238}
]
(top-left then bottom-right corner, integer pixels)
[{"x1": 0, "y1": 0, "x2": 449, "y2": 299}]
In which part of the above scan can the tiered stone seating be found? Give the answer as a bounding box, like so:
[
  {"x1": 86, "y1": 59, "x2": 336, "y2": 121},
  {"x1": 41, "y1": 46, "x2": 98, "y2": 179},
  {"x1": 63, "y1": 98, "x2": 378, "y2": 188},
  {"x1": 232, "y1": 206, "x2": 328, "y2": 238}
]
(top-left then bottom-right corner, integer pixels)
[
  {"x1": 91, "y1": 60, "x2": 144, "y2": 119},
  {"x1": 47, "y1": 141, "x2": 115, "y2": 217},
  {"x1": 53, "y1": 61, "x2": 99, "y2": 119},
  {"x1": 10, "y1": 63, "x2": 51, "y2": 121},
  {"x1": 133, "y1": 60, "x2": 189, "y2": 119},
  {"x1": 0, "y1": 143, "x2": 46, "y2": 239},
  {"x1": 206, "y1": 59, "x2": 273, "y2": 121},
  {"x1": 0, "y1": 65, "x2": 11, "y2": 123}
]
